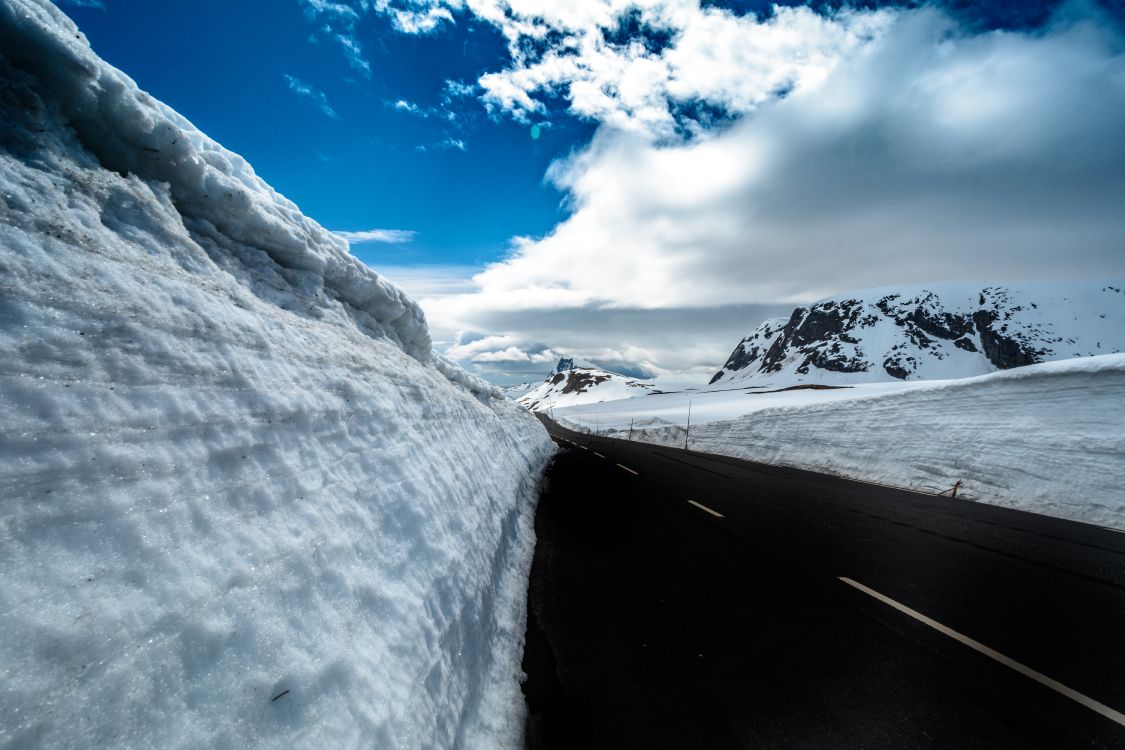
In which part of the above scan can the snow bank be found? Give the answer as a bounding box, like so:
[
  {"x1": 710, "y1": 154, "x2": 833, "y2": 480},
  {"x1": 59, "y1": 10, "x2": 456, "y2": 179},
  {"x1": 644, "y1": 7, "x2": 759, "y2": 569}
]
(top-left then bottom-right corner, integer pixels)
[
  {"x1": 559, "y1": 356, "x2": 1125, "y2": 530},
  {"x1": 0, "y1": 2, "x2": 553, "y2": 748}
]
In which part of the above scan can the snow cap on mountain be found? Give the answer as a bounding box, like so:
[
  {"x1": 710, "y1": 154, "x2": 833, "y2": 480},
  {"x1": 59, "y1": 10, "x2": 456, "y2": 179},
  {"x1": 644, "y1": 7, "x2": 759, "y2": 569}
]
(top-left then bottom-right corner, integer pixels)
[
  {"x1": 710, "y1": 282, "x2": 1125, "y2": 386},
  {"x1": 519, "y1": 359, "x2": 659, "y2": 411}
]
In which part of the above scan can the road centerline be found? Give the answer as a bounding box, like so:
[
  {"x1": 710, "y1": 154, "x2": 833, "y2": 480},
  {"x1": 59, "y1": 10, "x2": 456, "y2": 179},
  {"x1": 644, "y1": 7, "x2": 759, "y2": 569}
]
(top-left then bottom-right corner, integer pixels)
[
  {"x1": 687, "y1": 499, "x2": 724, "y2": 518},
  {"x1": 838, "y1": 576, "x2": 1125, "y2": 728},
  {"x1": 617, "y1": 463, "x2": 639, "y2": 475}
]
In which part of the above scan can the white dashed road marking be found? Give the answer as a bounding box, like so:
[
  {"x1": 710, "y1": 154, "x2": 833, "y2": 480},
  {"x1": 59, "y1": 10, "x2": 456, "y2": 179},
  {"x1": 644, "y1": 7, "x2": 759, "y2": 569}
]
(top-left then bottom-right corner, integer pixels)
[
  {"x1": 687, "y1": 500, "x2": 723, "y2": 518},
  {"x1": 617, "y1": 464, "x2": 639, "y2": 475}
]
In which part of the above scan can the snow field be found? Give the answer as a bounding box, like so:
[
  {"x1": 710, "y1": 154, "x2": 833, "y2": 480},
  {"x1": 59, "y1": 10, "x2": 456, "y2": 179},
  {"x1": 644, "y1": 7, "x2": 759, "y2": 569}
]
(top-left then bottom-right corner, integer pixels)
[
  {"x1": 0, "y1": 1, "x2": 553, "y2": 747},
  {"x1": 557, "y1": 355, "x2": 1125, "y2": 530}
]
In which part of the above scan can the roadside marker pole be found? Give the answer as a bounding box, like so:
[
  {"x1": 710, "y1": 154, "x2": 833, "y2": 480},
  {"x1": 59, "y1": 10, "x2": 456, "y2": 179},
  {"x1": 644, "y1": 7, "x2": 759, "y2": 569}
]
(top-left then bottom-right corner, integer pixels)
[{"x1": 684, "y1": 398, "x2": 693, "y2": 451}]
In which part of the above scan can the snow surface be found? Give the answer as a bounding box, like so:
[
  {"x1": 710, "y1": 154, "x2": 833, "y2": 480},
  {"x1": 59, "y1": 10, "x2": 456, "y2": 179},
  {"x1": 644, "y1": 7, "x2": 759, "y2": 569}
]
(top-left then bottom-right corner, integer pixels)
[
  {"x1": 0, "y1": 2, "x2": 553, "y2": 748},
  {"x1": 556, "y1": 355, "x2": 1125, "y2": 530},
  {"x1": 710, "y1": 282, "x2": 1125, "y2": 386}
]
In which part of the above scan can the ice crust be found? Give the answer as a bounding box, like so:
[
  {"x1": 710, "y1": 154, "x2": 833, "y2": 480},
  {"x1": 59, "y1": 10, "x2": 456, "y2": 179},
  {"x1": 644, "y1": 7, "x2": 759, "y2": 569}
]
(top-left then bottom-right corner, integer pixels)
[
  {"x1": 0, "y1": 1, "x2": 553, "y2": 747},
  {"x1": 557, "y1": 355, "x2": 1125, "y2": 529}
]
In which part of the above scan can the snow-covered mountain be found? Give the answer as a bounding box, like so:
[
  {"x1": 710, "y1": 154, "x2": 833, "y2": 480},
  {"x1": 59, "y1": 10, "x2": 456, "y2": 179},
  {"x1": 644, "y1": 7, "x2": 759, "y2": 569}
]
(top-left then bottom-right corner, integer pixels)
[
  {"x1": 518, "y1": 358, "x2": 660, "y2": 411},
  {"x1": 710, "y1": 282, "x2": 1125, "y2": 386},
  {"x1": 0, "y1": 3, "x2": 551, "y2": 748},
  {"x1": 501, "y1": 382, "x2": 535, "y2": 398}
]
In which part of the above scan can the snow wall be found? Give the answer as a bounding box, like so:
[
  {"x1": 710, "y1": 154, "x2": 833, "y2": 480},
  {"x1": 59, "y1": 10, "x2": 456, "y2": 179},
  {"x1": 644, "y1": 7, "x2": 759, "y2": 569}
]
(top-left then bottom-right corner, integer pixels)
[
  {"x1": 561, "y1": 355, "x2": 1125, "y2": 530},
  {"x1": 0, "y1": 1, "x2": 554, "y2": 747}
]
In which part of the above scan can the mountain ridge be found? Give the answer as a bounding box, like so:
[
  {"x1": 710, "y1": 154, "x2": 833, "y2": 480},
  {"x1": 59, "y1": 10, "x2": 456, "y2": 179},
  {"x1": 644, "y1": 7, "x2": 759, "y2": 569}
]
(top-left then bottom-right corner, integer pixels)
[
  {"x1": 710, "y1": 282, "x2": 1125, "y2": 386},
  {"x1": 517, "y1": 358, "x2": 660, "y2": 411}
]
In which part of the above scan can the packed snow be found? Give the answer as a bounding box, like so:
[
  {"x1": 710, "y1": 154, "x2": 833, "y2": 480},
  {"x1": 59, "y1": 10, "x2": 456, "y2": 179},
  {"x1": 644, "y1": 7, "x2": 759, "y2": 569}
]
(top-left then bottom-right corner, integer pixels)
[
  {"x1": 517, "y1": 357, "x2": 659, "y2": 411},
  {"x1": 0, "y1": 2, "x2": 553, "y2": 748},
  {"x1": 710, "y1": 282, "x2": 1125, "y2": 386},
  {"x1": 556, "y1": 355, "x2": 1125, "y2": 530}
]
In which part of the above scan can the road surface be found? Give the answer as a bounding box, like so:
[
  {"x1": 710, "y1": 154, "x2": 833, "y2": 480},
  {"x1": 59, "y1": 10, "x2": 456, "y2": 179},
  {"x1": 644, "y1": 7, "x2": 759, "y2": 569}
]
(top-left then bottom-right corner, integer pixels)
[{"x1": 521, "y1": 414, "x2": 1125, "y2": 748}]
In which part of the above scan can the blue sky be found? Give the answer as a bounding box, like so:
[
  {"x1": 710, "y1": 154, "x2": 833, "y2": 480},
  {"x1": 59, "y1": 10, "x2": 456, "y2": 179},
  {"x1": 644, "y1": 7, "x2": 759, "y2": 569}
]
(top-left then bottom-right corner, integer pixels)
[
  {"x1": 55, "y1": 0, "x2": 1125, "y2": 384},
  {"x1": 56, "y1": 0, "x2": 596, "y2": 270}
]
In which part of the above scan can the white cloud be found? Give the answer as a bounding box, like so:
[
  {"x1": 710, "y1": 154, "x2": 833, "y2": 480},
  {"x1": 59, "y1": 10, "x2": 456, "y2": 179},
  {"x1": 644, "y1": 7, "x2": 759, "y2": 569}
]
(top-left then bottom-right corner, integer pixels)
[
  {"x1": 375, "y1": 265, "x2": 481, "y2": 298},
  {"x1": 475, "y1": 3, "x2": 893, "y2": 139},
  {"x1": 333, "y1": 33, "x2": 371, "y2": 76},
  {"x1": 412, "y1": 5, "x2": 1125, "y2": 381},
  {"x1": 301, "y1": 0, "x2": 357, "y2": 20},
  {"x1": 299, "y1": 0, "x2": 371, "y2": 76},
  {"x1": 284, "y1": 74, "x2": 339, "y2": 118},
  {"x1": 444, "y1": 334, "x2": 560, "y2": 366},
  {"x1": 335, "y1": 228, "x2": 417, "y2": 243},
  {"x1": 462, "y1": 8, "x2": 1125, "y2": 310},
  {"x1": 391, "y1": 5, "x2": 455, "y2": 33}
]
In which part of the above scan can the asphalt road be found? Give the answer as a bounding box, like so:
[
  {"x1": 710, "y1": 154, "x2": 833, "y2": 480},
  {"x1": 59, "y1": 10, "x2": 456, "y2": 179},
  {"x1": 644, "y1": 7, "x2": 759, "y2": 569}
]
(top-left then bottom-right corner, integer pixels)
[{"x1": 520, "y1": 414, "x2": 1125, "y2": 749}]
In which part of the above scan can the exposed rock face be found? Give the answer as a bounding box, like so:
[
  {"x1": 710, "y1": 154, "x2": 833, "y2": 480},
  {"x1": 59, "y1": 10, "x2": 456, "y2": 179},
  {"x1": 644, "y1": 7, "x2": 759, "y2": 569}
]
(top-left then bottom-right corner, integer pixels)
[
  {"x1": 972, "y1": 310, "x2": 1042, "y2": 370},
  {"x1": 710, "y1": 283, "x2": 1125, "y2": 385},
  {"x1": 559, "y1": 370, "x2": 611, "y2": 395}
]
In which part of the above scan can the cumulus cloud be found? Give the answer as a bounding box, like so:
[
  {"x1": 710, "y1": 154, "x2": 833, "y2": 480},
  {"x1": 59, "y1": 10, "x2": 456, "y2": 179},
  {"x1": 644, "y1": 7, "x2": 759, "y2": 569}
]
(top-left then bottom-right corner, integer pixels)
[
  {"x1": 335, "y1": 228, "x2": 417, "y2": 244},
  {"x1": 475, "y1": 3, "x2": 894, "y2": 139},
  {"x1": 446, "y1": 335, "x2": 559, "y2": 364},
  {"x1": 490, "y1": 9, "x2": 1125, "y2": 307},
  {"x1": 284, "y1": 74, "x2": 339, "y2": 118}
]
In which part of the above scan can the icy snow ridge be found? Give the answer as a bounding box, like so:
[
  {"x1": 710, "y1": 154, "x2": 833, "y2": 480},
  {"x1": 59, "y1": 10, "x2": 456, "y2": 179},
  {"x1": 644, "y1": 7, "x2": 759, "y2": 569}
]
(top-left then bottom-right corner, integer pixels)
[
  {"x1": 560, "y1": 355, "x2": 1125, "y2": 529},
  {"x1": 0, "y1": 2, "x2": 553, "y2": 748},
  {"x1": 0, "y1": 0, "x2": 428, "y2": 359}
]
